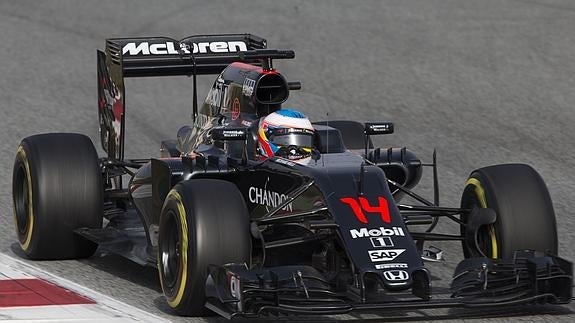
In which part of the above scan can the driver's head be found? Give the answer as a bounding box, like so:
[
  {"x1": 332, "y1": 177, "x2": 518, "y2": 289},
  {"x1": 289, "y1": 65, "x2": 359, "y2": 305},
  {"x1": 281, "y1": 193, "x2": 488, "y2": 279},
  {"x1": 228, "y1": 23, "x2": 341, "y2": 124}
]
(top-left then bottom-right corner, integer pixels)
[{"x1": 258, "y1": 109, "x2": 315, "y2": 164}]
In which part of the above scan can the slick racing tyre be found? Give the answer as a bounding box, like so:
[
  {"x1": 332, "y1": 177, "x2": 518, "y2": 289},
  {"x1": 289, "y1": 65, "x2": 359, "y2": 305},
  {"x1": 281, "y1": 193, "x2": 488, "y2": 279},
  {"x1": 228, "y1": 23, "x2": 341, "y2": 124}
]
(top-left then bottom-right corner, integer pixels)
[
  {"x1": 158, "y1": 179, "x2": 251, "y2": 316},
  {"x1": 460, "y1": 164, "x2": 557, "y2": 258},
  {"x1": 13, "y1": 133, "x2": 103, "y2": 259},
  {"x1": 314, "y1": 120, "x2": 373, "y2": 150}
]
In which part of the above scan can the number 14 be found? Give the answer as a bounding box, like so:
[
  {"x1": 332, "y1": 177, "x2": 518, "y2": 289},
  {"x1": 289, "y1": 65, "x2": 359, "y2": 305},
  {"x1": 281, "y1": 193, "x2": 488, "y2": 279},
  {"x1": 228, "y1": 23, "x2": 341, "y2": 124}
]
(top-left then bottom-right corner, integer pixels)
[{"x1": 339, "y1": 196, "x2": 391, "y2": 224}]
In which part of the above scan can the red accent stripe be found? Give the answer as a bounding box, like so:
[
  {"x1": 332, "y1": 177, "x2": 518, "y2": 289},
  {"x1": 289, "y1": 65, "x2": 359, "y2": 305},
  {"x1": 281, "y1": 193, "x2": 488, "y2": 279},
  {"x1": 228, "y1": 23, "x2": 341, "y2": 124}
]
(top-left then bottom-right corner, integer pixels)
[{"x1": 0, "y1": 279, "x2": 95, "y2": 307}]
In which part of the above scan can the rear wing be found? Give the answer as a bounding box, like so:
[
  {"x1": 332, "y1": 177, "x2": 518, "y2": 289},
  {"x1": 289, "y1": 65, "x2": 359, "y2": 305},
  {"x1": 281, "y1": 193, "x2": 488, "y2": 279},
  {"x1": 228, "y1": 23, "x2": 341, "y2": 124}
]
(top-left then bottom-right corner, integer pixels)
[{"x1": 97, "y1": 34, "x2": 267, "y2": 160}]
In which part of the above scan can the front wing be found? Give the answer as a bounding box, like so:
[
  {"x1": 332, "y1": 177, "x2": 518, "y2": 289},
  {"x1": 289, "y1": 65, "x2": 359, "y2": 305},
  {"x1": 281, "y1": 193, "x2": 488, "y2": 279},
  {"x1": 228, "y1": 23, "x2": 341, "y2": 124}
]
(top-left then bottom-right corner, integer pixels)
[{"x1": 205, "y1": 251, "x2": 572, "y2": 318}]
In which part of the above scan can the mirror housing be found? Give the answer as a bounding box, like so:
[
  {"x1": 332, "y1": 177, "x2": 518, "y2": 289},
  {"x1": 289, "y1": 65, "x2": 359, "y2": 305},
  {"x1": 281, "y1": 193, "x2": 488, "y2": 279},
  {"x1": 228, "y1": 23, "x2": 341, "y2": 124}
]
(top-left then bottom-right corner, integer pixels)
[
  {"x1": 210, "y1": 127, "x2": 249, "y2": 166},
  {"x1": 363, "y1": 122, "x2": 394, "y2": 157},
  {"x1": 209, "y1": 127, "x2": 248, "y2": 141},
  {"x1": 364, "y1": 122, "x2": 394, "y2": 135}
]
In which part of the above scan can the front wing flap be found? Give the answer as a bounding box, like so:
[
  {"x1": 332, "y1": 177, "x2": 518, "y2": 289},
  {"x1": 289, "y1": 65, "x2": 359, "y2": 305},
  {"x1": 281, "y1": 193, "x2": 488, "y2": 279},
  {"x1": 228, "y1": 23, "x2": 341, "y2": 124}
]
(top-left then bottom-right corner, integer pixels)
[{"x1": 452, "y1": 250, "x2": 572, "y2": 305}]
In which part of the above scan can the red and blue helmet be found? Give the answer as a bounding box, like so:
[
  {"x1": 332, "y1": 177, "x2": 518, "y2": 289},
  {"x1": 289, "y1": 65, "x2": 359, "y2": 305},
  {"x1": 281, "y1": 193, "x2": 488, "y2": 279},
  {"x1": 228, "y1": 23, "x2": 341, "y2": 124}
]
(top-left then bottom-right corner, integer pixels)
[{"x1": 258, "y1": 109, "x2": 315, "y2": 164}]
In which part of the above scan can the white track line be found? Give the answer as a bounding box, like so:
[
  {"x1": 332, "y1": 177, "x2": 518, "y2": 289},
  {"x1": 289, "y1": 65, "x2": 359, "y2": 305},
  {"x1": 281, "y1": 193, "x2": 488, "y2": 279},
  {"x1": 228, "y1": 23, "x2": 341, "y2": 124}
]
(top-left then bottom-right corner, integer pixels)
[{"x1": 0, "y1": 252, "x2": 169, "y2": 322}]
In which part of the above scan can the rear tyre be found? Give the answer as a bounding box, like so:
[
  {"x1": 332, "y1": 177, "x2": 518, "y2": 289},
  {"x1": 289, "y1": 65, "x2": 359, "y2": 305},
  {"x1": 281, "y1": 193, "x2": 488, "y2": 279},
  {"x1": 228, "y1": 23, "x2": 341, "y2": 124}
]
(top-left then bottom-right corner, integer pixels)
[
  {"x1": 460, "y1": 164, "x2": 557, "y2": 258},
  {"x1": 12, "y1": 133, "x2": 103, "y2": 259},
  {"x1": 158, "y1": 179, "x2": 251, "y2": 316},
  {"x1": 313, "y1": 120, "x2": 373, "y2": 150}
]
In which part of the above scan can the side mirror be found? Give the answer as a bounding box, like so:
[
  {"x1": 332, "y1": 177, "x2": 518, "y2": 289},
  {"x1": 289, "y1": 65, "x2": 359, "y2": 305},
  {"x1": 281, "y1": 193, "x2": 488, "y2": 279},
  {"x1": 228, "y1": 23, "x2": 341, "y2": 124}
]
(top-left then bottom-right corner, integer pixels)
[
  {"x1": 363, "y1": 122, "x2": 394, "y2": 157},
  {"x1": 210, "y1": 127, "x2": 249, "y2": 166},
  {"x1": 209, "y1": 127, "x2": 248, "y2": 141},
  {"x1": 364, "y1": 122, "x2": 394, "y2": 135}
]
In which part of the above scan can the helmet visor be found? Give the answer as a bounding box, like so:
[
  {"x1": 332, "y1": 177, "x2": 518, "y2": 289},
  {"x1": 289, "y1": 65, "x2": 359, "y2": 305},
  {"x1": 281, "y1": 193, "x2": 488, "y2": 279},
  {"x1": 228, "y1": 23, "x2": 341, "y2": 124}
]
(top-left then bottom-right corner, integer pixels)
[{"x1": 267, "y1": 128, "x2": 315, "y2": 148}]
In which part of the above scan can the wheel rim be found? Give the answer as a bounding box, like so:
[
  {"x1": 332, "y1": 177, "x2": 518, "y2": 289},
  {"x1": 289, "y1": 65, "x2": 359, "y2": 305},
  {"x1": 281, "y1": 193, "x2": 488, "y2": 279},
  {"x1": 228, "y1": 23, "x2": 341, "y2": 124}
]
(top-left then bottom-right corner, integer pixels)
[
  {"x1": 160, "y1": 210, "x2": 181, "y2": 290},
  {"x1": 14, "y1": 164, "x2": 30, "y2": 237},
  {"x1": 463, "y1": 181, "x2": 499, "y2": 258}
]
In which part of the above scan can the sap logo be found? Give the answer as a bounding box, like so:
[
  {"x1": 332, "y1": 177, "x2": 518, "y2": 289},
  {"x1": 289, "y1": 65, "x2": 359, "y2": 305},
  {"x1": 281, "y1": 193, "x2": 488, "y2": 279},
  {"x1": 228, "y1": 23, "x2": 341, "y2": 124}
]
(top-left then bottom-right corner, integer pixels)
[
  {"x1": 349, "y1": 227, "x2": 405, "y2": 239},
  {"x1": 383, "y1": 270, "x2": 409, "y2": 281},
  {"x1": 248, "y1": 187, "x2": 292, "y2": 212},
  {"x1": 122, "y1": 41, "x2": 248, "y2": 56},
  {"x1": 368, "y1": 249, "x2": 405, "y2": 262}
]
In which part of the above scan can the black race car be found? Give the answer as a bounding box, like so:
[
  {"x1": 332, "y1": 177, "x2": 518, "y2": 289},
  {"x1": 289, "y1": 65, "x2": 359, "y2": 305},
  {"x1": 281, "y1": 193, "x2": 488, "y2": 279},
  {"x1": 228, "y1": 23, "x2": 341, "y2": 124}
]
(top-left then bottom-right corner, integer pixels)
[{"x1": 12, "y1": 34, "x2": 572, "y2": 318}]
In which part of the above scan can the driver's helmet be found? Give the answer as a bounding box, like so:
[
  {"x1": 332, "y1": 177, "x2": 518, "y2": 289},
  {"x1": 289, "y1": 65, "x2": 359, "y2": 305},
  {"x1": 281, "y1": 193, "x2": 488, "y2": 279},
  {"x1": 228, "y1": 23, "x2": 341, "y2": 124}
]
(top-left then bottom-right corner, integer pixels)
[{"x1": 258, "y1": 109, "x2": 315, "y2": 164}]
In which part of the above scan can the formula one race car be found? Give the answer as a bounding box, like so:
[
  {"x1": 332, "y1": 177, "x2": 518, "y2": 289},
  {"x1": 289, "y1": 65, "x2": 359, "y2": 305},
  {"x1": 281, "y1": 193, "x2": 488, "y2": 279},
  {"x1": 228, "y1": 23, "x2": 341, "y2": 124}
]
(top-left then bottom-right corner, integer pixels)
[{"x1": 12, "y1": 34, "x2": 572, "y2": 318}]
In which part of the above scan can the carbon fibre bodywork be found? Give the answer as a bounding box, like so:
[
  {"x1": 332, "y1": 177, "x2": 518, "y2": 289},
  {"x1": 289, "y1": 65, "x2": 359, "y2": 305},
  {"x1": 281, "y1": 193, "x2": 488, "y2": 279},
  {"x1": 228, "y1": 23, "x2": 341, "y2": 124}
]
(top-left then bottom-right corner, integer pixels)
[{"x1": 85, "y1": 33, "x2": 573, "y2": 318}]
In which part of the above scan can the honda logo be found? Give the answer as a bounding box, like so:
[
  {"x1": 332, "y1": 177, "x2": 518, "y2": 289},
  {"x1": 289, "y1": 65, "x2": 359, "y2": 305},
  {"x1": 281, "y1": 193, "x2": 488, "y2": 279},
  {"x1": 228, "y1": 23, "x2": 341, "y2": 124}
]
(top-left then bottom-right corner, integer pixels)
[{"x1": 383, "y1": 270, "x2": 409, "y2": 281}]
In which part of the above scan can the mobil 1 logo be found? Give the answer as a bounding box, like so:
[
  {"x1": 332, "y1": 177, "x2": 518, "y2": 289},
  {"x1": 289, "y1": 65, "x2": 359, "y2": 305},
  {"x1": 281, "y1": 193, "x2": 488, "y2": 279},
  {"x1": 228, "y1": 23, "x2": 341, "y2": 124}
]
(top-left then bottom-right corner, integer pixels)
[
  {"x1": 349, "y1": 226, "x2": 405, "y2": 239},
  {"x1": 370, "y1": 236, "x2": 394, "y2": 248}
]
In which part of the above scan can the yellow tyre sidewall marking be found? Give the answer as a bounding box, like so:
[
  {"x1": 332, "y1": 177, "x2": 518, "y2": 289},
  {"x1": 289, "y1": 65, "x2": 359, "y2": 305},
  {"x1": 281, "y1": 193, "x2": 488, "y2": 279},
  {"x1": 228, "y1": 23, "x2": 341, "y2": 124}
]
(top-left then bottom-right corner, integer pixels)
[
  {"x1": 466, "y1": 178, "x2": 498, "y2": 258},
  {"x1": 14, "y1": 146, "x2": 34, "y2": 251},
  {"x1": 165, "y1": 189, "x2": 189, "y2": 308}
]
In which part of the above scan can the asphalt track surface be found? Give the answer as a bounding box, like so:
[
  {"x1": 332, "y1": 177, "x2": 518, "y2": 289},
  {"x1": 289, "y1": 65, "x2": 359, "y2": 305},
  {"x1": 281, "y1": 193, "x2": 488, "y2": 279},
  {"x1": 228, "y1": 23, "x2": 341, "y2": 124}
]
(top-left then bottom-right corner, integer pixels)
[{"x1": 1, "y1": 0, "x2": 575, "y2": 322}]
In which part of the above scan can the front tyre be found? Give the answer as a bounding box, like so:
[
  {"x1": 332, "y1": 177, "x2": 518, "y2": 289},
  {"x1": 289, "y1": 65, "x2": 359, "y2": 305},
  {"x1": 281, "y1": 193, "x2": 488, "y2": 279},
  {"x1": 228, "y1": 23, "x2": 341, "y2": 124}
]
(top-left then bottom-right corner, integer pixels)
[
  {"x1": 12, "y1": 133, "x2": 103, "y2": 259},
  {"x1": 158, "y1": 179, "x2": 251, "y2": 316},
  {"x1": 460, "y1": 164, "x2": 557, "y2": 258}
]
